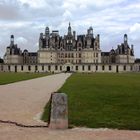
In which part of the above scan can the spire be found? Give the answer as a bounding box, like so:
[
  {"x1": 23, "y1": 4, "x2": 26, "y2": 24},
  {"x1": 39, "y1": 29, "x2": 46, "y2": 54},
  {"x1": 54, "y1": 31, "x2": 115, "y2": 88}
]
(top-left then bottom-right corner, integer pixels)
[
  {"x1": 10, "y1": 35, "x2": 14, "y2": 45},
  {"x1": 45, "y1": 26, "x2": 50, "y2": 36},
  {"x1": 124, "y1": 34, "x2": 128, "y2": 44},
  {"x1": 124, "y1": 34, "x2": 128, "y2": 51},
  {"x1": 68, "y1": 22, "x2": 72, "y2": 35}
]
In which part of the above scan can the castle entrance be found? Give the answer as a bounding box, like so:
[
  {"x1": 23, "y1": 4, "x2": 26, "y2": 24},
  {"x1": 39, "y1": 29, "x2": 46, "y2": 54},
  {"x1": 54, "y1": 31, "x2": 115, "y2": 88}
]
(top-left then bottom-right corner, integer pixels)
[{"x1": 66, "y1": 66, "x2": 70, "y2": 72}]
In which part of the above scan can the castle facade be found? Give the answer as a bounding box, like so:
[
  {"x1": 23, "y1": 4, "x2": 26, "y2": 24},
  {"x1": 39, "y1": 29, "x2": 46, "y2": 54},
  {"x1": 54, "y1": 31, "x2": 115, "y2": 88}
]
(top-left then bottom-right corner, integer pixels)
[{"x1": 1, "y1": 23, "x2": 139, "y2": 73}]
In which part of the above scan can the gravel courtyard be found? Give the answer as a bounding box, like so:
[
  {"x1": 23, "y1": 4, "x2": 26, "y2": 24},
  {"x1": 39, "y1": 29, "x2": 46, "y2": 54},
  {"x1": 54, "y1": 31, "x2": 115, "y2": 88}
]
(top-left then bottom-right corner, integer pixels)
[{"x1": 0, "y1": 73, "x2": 140, "y2": 140}]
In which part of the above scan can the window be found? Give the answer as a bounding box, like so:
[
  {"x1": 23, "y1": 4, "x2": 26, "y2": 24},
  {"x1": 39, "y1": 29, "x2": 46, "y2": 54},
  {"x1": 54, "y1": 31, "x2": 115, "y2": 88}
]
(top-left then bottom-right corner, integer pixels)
[
  {"x1": 42, "y1": 65, "x2": 44, "y2": 71},
  {"x1": 96, "y1": 65, "x2": 98, "y2": 71},
  {"x1": 65, "y1": 53, "x2": 67, "y2": 58},
  {"x1": 95, "y1": 42, "x2": 98, "y2": 46},
  {"x1": 35, "y1": 65, "x2": 38, "y2": 71},
  {"x1": 60, "y1": 66, "x2": 62, "y2": 71},
  {"x1": 82, "y1": 65, "x2": 84, "y2": 71},
  {"x1": 88, "y1": 65, "x2": 91, "y2": 71},
  {"x1": 102, "y1": 65, "x2": 105, "y2": 71},
  {"x1": 130, "y1": 66, "x2": 133, "y2": 71},
  {"x1": 96, "y1": 53, "x2": 98, "y2": 57},
  {"x1": 71, "y1": 53, "x2": 74, "y2": 58},
  {"x1": 61, "y1": 53, "x2": 64, "y2": 58},
  {"x1": 79, "y1": 53, "x2": 81, "y2": 58},
  {"x1": 48, "y1": 65, "x2": 51, "y2": 71},
  {"x1": 15, "y1": 66, "x2": 17, "y2": 72},
  {"x1": 55, "y1": 65, "x2": 58, "y2": 70},
  {"x1": 109, "y1": 65, "x2": 112, "y2": 71},
  {"x1": 124, "y1": 65, "x2": 126, "y2": 71},
  {"x1": 8, "y1": 65, "x2": 11, "y2": 71},
  {"x1": 96, "y1": 60, "x2": 98, "y2": 63},
  {"x1": 28, "y1": 65, "x2": 31, "y2": 71},
  {"x1": 76, "y1": 66, "x2": 78, "y2": 71},
  {"x1": 21, "y1": 65, "x2": 23, "y2": 71}
]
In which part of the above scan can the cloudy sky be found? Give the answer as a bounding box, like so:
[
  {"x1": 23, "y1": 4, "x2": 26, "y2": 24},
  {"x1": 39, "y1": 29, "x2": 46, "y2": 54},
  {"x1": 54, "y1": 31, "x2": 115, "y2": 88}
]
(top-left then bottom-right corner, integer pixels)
[{"x1": 0, "y1": 0, "x2": 140, "y2": 57}]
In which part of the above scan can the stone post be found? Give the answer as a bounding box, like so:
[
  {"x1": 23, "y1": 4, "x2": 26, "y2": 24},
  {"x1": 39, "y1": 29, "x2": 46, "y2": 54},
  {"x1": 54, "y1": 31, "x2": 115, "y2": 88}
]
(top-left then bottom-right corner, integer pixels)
[{"x1": 49, "y1": 93, "x2": 68, "y2": 129}]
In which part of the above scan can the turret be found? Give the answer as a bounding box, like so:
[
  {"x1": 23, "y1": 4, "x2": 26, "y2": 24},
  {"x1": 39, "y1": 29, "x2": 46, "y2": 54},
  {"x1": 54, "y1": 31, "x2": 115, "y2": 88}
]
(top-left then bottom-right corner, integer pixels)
[
  {"x1": 68, "y1": 22, "x2": 72, "y2": 35},
  {"x1": 94, "y1": 34, "x2": 100, "y2": 50},
  {"x1": 40, "y1": 33, "x2": 43, "y2": 39},
  {"x1": 124, "y1": 34, "x2": 128, "y2": 47},
  {"x1": 87, "y1": 27, "x2": 93, "y2": 38},
  {"x1": 10, "y1": 35, "x2": 14, "y2": 46},
  {"x1": 39, "y1": 33, "x2": 44, "y2": 49},
  {"x1": 73, "y1": 31, "x2": 76, "y2": 39},
  {"x1": 124, "y1": 34, "x2": 128, "y2": 54},
  {"x1": 97, "y1": 34, "x2": 100, "y2": 48},
  {"x1": 45, "y1": 27, "x2": 50, "y2": 37},
  {"x1": 89, "y1": 27, "x2": 93, "y2": 35},
  {"x1": 131, "y1": 44, "x2": 134, "y2": 56}
]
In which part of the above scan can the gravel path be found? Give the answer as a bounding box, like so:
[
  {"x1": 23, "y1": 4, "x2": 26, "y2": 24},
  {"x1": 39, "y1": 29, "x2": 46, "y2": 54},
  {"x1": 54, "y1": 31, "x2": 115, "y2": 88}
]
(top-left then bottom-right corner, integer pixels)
[
  {"x1": 0, "y1": 73, "x2": 140, "y2": 140},
  {"x1": 0, "y1": 73, "x2": 71, "y2": 125}
]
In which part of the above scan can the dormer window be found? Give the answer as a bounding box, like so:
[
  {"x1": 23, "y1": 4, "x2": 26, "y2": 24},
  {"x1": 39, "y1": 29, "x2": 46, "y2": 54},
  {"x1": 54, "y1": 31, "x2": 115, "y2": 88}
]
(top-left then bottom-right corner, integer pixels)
[
  {"x1": 79, "y1": 43, "x2": 81, "y2": 47},
  {"x1": 79, "y1": 48, "x2": 81, "y2": 51}
]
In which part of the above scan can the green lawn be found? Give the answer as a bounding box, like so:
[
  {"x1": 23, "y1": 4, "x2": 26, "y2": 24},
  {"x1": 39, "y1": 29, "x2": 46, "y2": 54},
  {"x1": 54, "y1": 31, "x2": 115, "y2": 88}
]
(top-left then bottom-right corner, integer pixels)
[
  {"x1": 42, "y1": 73, "x2": 140, "y2": 130},
  {"x1": 0, "y1": 72, "x2": 49, "y2": 85}
]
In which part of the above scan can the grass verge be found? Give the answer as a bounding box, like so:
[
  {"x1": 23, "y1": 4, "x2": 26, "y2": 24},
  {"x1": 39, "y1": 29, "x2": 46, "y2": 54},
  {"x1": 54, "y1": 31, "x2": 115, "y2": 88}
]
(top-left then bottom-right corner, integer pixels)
[
  {"x1": 42, "y1": 73, "x2": 140, "y2": 130},
  {"x1": 0, "y1": 72, "x2": 49, "y2": 85}
]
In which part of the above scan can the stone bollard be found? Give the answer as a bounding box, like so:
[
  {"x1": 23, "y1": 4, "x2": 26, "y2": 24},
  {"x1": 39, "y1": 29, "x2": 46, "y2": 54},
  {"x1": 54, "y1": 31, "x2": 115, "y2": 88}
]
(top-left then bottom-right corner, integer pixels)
[{"x1": 49, "y1": 93, "x2": 68, "y2": 129}]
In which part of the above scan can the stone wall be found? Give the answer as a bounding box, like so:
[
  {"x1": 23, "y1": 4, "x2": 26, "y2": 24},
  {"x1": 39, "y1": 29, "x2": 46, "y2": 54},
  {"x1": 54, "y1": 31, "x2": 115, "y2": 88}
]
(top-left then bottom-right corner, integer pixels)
[
  {"x1": 1, "y1": 63, "x2": 139, "y2": 73},
  {"x1": 115, "y1": 55, "x2": 135, "y2": 64},
  {"x1": 38, "y1": 51, "x2": 57, "y2": 64},
  {"x1": 4, "y1": 55, "x2": 23, "y2": 64},
  {"x1": 38, "y1": 50, "x2": 101, "y2": 64}
]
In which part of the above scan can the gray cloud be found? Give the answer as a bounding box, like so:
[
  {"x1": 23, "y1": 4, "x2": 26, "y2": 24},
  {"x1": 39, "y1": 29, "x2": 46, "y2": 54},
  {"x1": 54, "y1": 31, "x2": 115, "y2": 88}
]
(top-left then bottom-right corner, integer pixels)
[
  {"x1": 0, "y1": 0, "x2": 21, "y2": 20},
  {"x1": 0, "y1": 0, "x2": 140, "y2": 58}
]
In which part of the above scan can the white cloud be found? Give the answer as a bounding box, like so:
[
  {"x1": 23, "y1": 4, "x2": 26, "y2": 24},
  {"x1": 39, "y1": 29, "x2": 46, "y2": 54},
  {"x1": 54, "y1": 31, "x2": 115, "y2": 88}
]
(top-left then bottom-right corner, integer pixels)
[
  {"x1": 130, "y1": 23, "x2": 140, "y2": 33},
  {"x1": 0, "y1": 0, "x2": 140, "y2": 58},
  {"x1": 128, "y1": 23, "x2": 140, "y2": 57},
  {"x1": 16, "y1": 37, "x2": 28, "y2": 44},
  {"x1": 63, "y1": 0, "x2": 126, "y2": 7}
]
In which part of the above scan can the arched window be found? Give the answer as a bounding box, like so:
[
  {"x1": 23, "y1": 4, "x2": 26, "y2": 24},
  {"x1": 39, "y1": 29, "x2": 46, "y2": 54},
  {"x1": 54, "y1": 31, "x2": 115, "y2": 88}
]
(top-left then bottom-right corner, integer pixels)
[
  {"x1": 35, "y1": 65, "x2": 38, "y2": 71},
  {"x1": 102, "y1": 65, "x2": 105, "y2": 71},
  {"x1": 28, "y1": 65, "x2": 31, "y2": 71}
]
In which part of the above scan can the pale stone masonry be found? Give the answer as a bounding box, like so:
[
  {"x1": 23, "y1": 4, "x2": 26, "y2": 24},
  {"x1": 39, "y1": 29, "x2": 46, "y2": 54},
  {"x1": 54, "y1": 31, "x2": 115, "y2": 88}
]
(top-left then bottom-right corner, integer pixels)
[
  {"x1": 38, "y1": 23, "x2": 101, "y2": 64},
  {"x1": 49, "y1": 93, "x2": 68, "y2": 129},
  {"x1": 1, "y1": 23, "x2": 139, "y2": 73}
]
